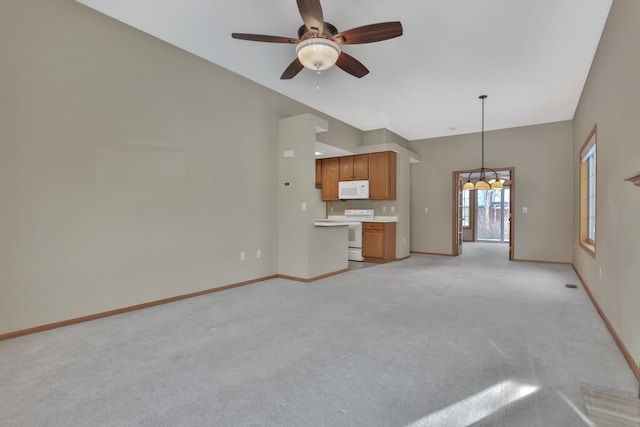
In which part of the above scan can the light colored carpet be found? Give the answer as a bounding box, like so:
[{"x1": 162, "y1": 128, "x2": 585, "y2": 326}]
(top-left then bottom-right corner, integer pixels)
[
  {"x1": 582, "y1": 385, "x2": 640, "y2": 426},
  {"x1": 1, "y1": 242, "x2": 638, "y2": 426}
]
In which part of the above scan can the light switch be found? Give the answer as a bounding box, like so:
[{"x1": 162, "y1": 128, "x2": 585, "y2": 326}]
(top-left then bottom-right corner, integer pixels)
[
  {"x1": 301, "y1": 202, "x2": 306, "y2": 211},
  {"x1": 283, "y1": 150, "x2": 295, "y2": 158}
]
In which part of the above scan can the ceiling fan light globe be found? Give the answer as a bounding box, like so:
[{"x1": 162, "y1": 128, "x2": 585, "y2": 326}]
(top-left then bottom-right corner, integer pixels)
[{"x1": 296, "y1": 38, "x2": 340, "y2": 71}]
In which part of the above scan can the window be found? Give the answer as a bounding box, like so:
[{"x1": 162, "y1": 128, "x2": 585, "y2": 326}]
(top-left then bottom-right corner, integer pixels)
[
  {"x1": 462, "y1": 189, "x2": 470, "y2": 228},
  {"x1": 580, "y1": 125, "x2": 597, "y2": 256}
]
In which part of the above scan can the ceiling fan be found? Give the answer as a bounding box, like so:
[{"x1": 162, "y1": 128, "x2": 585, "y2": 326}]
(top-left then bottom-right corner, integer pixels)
[{"x1": 231, "y1": 0, "x2": 403, "y2": 79}]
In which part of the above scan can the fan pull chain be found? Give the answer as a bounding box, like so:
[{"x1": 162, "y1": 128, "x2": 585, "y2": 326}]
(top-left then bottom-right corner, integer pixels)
[{"x1": 316, "y1": 71, "x2": 322, "y2": 90}]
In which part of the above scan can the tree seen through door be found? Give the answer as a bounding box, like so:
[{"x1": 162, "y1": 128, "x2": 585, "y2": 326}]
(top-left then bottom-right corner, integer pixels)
[{"x1": 477, "y1": 188, "x2": 510, "y2": 242}]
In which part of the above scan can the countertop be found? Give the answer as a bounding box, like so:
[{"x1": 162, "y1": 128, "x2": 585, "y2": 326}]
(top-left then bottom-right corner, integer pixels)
[
  {"x1": 313, "y1": 221, "x2": 351, "y2": 227},
  {"x1": 314, "y1": 216, "x2": 398, "y2": 226}
]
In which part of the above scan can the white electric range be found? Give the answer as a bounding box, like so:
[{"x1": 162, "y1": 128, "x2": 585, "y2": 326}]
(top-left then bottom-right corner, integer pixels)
[{"x1": 337, "y1": 209, "x2": 375, "y2": 262}]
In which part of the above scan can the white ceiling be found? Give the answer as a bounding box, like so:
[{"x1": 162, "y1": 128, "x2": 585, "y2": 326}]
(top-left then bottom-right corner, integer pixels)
[{"x1": 75, "y1": 0, "x2": 612, "y2": 141}]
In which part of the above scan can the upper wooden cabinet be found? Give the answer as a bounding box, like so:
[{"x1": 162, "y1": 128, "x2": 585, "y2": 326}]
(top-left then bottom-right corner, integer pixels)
[
  {"x1": 315, "y1": 159, "x2": 322, "y2": 187},
  {"x1": 319, "y1": 151, "x2": 396, "y2": 201},
  {"x1": 368, "y1": 151, "x2": 396, "y2": 200},
  {"x1": 320, "y1": 157, "x2": 340, "y2": 201},
  {"x1": 339, "y1": 154, "x2": 369, "y2": 181}
]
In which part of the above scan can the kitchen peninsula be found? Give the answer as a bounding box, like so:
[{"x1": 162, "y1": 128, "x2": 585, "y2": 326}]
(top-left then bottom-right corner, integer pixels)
[
  {"x1": 278, "y1": 114, "x2": 349, "y2": 281},
  {"x1": 315, "y1": 209, "x2": 397, "y2": 264}
]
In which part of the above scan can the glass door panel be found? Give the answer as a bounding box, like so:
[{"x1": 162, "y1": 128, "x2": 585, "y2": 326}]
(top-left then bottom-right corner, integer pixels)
[
  {"x1": 476, "y1": 188, "x2": 510, "y2": 242},
  {"x1": 503, "y1": 189, "x2": 510, "y2": 243}
]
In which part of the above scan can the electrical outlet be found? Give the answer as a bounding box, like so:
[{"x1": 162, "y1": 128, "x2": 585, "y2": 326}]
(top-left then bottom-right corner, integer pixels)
[
  {"x1": 301, "y1": 202, "x2": 306, "y2": 211},
  {"x1": 425, "y1": 207, "x2": 429, "y2": 213},
  {"x1": 257, "y1": 249, "x2": 261, "y2": 259},
  {"x1": 240, "y1": 251, "x2": 246, "y2": 261},
  {"x1": 390, "y1": 206, "x2": 395, "y2": 213},
  {"x1": 382, "y1": 206, "x2": 387, "y2": 213},
  {"x1": 522, "y1": 207, "x2": 528, "y2": 213}
]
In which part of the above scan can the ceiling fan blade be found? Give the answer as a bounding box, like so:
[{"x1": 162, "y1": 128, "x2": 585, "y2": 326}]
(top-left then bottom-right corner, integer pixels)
[
  {"x1": 335, "y1": 52, "x2": 369, "y2": 78},
  {"x1": 297, "y1": 0, "x2": 324, "y2": 34},
  {"x1": 281, "y1": 58, "x2": 305, "y2": 79},
  {"x1": 232, "y1": 33, "x2": 299, "y2": 44},
  {"x1": 334, "y1": 21, "x2": 403, "y2": 45}
]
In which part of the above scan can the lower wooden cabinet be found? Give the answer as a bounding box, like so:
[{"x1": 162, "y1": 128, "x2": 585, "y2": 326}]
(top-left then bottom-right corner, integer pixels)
[{"x1": 362, "y1": 222, "x2": 396, "y2": 263}]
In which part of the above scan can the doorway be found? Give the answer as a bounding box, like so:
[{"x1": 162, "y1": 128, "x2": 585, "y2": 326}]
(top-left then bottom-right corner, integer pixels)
[
  {"x1": 452, "y1": 168, "x2": 514, "y2": 260},
  {"x1": 476, "y1": 187, "x2": 510, "y2": 243}
]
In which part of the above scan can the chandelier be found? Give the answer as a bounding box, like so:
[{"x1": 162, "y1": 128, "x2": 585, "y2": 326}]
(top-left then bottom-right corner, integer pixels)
[{"x1": 463, "y1": 95, "x2": 504, "y2": 191}]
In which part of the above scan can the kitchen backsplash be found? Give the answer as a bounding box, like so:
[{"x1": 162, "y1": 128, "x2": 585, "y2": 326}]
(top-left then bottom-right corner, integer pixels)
[{"x1": 326, "y1": 199, "x2": 399, "y2": 217}]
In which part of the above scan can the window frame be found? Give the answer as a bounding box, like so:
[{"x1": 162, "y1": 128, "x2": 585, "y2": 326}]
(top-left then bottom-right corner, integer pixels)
[
  {"x1": 579, "y1": 125, "x2": 597, "y2": 257},
  {"x1": 462, "y1": 188, "x2": 473, "y2": 229}
]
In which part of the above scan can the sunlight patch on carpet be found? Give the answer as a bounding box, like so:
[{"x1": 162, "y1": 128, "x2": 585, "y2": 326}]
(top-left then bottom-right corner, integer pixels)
[{"x1": 406, "y1": 380, "x2": 540, "y2": 427}]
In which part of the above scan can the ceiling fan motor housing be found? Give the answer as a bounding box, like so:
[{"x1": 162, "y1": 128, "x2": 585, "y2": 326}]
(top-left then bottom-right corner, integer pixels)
[{"x1": 297, "y1": 22, "x2": 338, "y2": 39}]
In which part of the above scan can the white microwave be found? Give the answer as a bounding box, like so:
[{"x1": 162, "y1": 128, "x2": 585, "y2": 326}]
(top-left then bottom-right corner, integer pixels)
[{"x1": 338, "y1": 180, "x2": 369, "y2": 199}]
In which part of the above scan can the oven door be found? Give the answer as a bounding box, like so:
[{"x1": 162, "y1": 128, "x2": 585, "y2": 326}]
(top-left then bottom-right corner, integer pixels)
[{"x1": 348, "y1": 222, "x2": 363, "y2": 248}]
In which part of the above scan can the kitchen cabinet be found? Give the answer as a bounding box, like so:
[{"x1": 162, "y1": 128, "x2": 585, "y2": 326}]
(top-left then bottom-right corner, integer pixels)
[
  {"x1": 319, "y1": 151, "x2": 395, "y2": 201},
  {"x1": 368, "y1": 151, "x2": 396, "y2": 200},
  {"x1": 321, "y1": 157, "x2": 340, "y2": 201},
  {"x1": 315, "y1": 159, "x2": 322, "y2": 187},
  {"x1": 339, "y1": 154, "x2": 369, "y2": 181},
  {"x1": 362, "y1": 222, "x2": 396, "y2": 263}
]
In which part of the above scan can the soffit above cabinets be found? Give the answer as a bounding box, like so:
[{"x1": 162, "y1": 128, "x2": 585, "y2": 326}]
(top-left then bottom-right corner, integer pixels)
[{"x1": 315, "y1": 142, "x2": 354, "y2": 159}]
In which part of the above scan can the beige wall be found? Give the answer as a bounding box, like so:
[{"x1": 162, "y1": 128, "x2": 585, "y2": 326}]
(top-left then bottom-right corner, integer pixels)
[
  {"x1": 0, "y1": 0, "x2": 362, "y2": 334},
  {"x1": 409, "y1": 121, "x2": 574, "y2": 262},
  {"x1": 573, "y1": 0, "x2": 640, "y2": 369}
]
